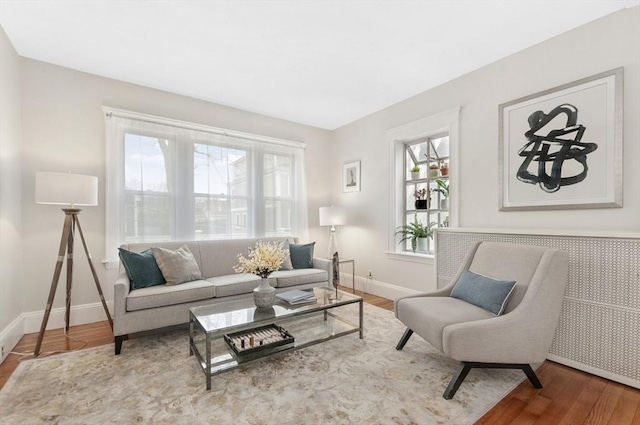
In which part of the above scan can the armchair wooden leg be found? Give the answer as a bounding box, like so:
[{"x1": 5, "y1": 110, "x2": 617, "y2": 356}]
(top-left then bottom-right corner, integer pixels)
[
  {"x1": 115, "y1": 335, "x2": 124, "y2": 355},
  {"x1": 443, "y1": 362, "x2": 543, "y2": 399},
  {"x1": 395, "y1": 328, "x2": 414, "y2": 350},
  {"x1": 522, "y1": 364, "x2": 543, "y2": 388},
  {"x1": 443, "y1": 362, "x2": 472, "y2": 399}
]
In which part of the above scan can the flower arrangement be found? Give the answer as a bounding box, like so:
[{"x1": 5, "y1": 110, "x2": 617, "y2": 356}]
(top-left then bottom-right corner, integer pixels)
[
  {"x1": 234, "y1": 240, "x2": 288, "y2": 278},
  {"x1": 414, "y1": 188, "x2": 430, "y2": 200}
]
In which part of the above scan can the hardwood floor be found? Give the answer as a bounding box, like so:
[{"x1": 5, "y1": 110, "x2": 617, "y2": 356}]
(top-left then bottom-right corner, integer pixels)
[{"x1": 1, "y1": 289, "x2": 638, "y2": 425}]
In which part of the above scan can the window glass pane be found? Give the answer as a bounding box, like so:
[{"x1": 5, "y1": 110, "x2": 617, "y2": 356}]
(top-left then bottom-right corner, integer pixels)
[
  {"x1": 193, "y1": 143, "x2": 247, "y2": 196},
  {"x1": 432, "y1": 135, "x2": 449, "y2": 159},
  {"x1": 124, "y1": 193, "x2": 171, "y2": 242},
  {"x1": 409, "y1": 141, "x2": 429, "y2": 165},
  {"x1": 264, "y1": 153, "x2": 292, "y2": 198},
  {"x1": 264, "y1": 199, "x2": 293, "y2": 236},
  {"x1": 124, "y1": 134, "x2": 170, "y2": 192},
  {"x1": 194, "y1": 196, "x2": 249, "y2": 239}
]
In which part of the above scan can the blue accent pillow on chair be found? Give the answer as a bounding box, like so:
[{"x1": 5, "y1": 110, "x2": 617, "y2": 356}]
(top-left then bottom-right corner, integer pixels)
[
  {"x1": 450, "y1": 270, "x2": 516, "y2": 315},
  {"x1": 289, "y1": 242, "x2": 315, "y2": 269},
  {"x1": 118, "y1": 248, "x2": 166, "y2": 290}
]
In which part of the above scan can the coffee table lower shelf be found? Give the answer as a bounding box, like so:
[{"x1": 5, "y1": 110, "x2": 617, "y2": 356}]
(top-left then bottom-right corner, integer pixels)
[{"x1": 190, "y1": 303, "x2": 363, "y2": 390}]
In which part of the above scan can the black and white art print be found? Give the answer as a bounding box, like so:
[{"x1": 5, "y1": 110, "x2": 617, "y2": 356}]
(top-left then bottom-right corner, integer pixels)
[{"x1": 499, "y1": 68, "x2": 623, "y2": 211}]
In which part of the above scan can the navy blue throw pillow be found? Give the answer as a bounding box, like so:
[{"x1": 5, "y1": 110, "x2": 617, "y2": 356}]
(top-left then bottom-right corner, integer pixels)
[
  {"x1": 289, "y1": 242, "x2": 315, "y2": 269},
  {"x1": 118, "y1": 248, "x2": 166, "y2": 290}
]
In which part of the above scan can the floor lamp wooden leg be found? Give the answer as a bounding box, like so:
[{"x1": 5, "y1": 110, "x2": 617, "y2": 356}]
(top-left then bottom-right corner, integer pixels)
[
  {"x1": 65, "y1": 217, "x2": 75, "y2": 333},
  {"x1": 34, "y1": 213, "x2": 73, "y2": 357},
  {"x1": 75, "y1": 216, "x2": 113, "y2": 329}
]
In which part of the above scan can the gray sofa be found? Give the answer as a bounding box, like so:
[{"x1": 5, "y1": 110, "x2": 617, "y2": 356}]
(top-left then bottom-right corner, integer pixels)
[{"x1": 113, "y1": 237, "x2": 331, "y2": 354}]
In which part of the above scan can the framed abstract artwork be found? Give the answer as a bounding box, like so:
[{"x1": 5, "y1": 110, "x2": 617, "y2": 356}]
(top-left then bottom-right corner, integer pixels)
[
  {"x1": 343, "y1": 160, "x2": 361, "y2": 192},
  {"x1": 499, "y1": 67, "x2": 623, "y2": 211}
]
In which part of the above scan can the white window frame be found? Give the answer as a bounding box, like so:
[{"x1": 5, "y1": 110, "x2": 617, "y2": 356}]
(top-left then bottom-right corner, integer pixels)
[
  {"x1": 103, "y1": 107, "x2": 306, "y2": 268},
  {"x1": 386, "y1": 107, "x2": 460, "y2": 263}
]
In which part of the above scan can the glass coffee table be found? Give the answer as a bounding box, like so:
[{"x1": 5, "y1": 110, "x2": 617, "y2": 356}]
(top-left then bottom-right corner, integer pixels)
[{"x1": 189, "y1": 286, "x2": 363, "y2": 389}]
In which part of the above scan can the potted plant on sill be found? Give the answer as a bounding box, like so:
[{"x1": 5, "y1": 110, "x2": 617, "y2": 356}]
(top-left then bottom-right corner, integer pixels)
[
  {"x1": 413, "y1": 188, "x2": 430, "y2": 210},
  {"x1": 435, "y1": 179, "x2": 449, "y2": 209},
  {"x1": 439, "y1": 159, "x2": 449, "y2": 177},
  {"x1": 429, "y1": 163, "x2": 439, "y2": 177},
  {"x1": 410, "y1": 165, "x2": 421, "y2": 180},
  {"x1": 396, "y1": 219, "x2": 436, "y2": 253}
]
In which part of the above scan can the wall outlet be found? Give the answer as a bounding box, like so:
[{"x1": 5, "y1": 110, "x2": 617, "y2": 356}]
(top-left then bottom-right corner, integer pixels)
[
  {"x1": 1, "y1": 345, "x2": 4, "y2": 358},
  {"x1": 368, "y1": 270, "x2": 373, "y2": 279}
]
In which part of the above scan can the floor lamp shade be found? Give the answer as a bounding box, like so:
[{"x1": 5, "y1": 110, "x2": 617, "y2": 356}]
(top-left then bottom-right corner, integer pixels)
[
  {"x1": 36, "y1": 172, "x2": 98, "y2": 206},
  {"x1": 319, "y1": 206, "x2": 346, "y2": 227},
  {"x1": 319, "y1": 206, "x2": 346, "y2": 259}
]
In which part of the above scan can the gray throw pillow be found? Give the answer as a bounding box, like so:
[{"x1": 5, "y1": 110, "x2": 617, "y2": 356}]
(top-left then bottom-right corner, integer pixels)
[
  {"x1": 151, "y1": 245, "x2": 202, "y2": 285},
  {"x1": 279, "y1": 239, "x2": 294, "y2": 271},
  {"x1": 450, "y1": 270, "x2": 516, "y2": 315},
  {"x1": 118, "y1": 248, "x2": 166, "y2": 290},
  {"x1": 289, "y1": 242, "x2": 315, "y2": 269}
]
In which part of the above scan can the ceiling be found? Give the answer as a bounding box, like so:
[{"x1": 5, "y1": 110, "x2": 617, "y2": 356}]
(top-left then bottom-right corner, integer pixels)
[{"x1": 1, "y1": 1, "x2": 638, "y2": 130}]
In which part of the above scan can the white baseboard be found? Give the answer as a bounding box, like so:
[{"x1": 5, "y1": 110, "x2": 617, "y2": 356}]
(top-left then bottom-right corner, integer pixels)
[
  {"x1": 0, "y1": 302, "x2": 113, "y2": 361},
  {"x1": 0, "y1": 315, "x2": 24, "y2": 362}
]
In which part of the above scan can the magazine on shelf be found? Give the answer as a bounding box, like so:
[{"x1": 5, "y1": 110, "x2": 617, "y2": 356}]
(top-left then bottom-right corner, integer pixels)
[{"x1": 276, "y1": 289, "x2": 315, "y2": 303}]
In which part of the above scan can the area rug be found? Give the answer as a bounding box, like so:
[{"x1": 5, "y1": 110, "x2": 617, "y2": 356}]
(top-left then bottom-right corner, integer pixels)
[{"x1": 0, "y1": 305, "x2": 524, "y2": 424}]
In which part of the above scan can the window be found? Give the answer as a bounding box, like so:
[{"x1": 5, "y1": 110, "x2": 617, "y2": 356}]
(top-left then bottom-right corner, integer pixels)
[
  {"x1": 402, "y1": 134, "x2": 450, "y2": 254},
  {"x1": 104, "y1": 108, "x2": 308, "y2": 267},
  {"x1": 387, "y1": 108, "x2": 459, "y2": 262}
]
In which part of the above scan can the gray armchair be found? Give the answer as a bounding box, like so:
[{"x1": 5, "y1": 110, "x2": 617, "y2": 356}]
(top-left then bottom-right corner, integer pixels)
[{"x1": 394, "y1": 241, "x2": 569, "y2": 399}]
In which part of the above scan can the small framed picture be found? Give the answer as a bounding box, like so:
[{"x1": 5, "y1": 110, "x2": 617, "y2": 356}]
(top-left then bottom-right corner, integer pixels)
[{"x1": 343, "y1": 160, "x2": 361, "y2": 192}]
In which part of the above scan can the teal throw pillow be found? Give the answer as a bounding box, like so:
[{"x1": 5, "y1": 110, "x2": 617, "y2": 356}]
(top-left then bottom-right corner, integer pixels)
[
  {"x1": 450, "y1": 270, "x2": 516, "y2": 316},
  {"x1": 118, "y1": 248, "x2": 166, "y2": 290},
  {"x1": 289, "y1": 242, "x2": 315, "y2": 269}
]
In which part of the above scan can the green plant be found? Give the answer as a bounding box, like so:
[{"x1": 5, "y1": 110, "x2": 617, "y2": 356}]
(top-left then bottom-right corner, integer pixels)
[
  {"x1": 435, "y1": 179, "x2": 449, "y2": 198},
  {"x1": 410, "y1": 165, "x2": 420, "y2": 173},
  {"x1": 396, "y1": 219, "x2": 436, "y2": 252}
]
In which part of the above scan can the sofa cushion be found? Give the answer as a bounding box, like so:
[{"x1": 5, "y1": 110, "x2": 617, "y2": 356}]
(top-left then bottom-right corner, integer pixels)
[
  {"x1": 206, "y1": 274, "x2": 263, "y2": 297},
  {"x1": 270, "y1": 268, "x2": 328, "y2": 288},
  {"x1": 126, "y1": 279, "x2": 215, "y2": 312},
  {"x1": 279, "y1": 239, "x2": 294, "y2": 271},
  {"x1": 395, "y1": 297, "x2": 494, "y2": 352},
  {"x1": 290, "y1": 242, "x2": 315, "y2": 269},
  {"x1": 118, "y1": 248, "x2": 166, "y2": 290},
  {"x1": 152, "y1": 245, "x2": 202, "y2": 285},
  {"x1": 450, "y1": 270, "x2": 516, "y2": 316}
]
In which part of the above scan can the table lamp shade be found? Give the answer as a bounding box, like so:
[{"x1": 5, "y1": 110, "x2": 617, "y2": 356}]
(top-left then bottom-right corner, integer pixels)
[
  {"x1": 319, "y1": 206, "x2": 346, "y2": 227},
  {"x1": 35, "y1": 172, "x2": 98, "y2": 206}
]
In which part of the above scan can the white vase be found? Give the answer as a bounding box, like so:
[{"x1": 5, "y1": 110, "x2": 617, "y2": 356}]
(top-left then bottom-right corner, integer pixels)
[
  {"x1": 440, "y1": 199, "x2": 449, "y2": 209},
  {"x1": 411, "y1": 171, "x2": 420, "y2": 180},
  {"x1": 417, "y1": 237, "x2": 430, "y2": 253},
  {"x1": 253, "y1": 277, "x2": 276, "y2": 308}
]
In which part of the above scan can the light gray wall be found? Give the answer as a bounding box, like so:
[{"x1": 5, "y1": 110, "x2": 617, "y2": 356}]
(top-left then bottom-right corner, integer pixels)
[
  {"x1": 330, "y1": 7, "x2": 640, "y2": 293},
  {"x1": 19, "y1": 58, "x2": 332, "y2": 321},
  {"x1": 0, "y1": 26, "x2": 23, "y2": 335}
]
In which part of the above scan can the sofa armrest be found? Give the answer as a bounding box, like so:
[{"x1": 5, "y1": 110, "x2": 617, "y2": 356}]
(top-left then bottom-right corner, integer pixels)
[
  {"x1": 113, "y1": 272, "x2": 130, "y2": 335},
  {"x1": 312, "y1": 257, "x2": 332, "y2": 287}
]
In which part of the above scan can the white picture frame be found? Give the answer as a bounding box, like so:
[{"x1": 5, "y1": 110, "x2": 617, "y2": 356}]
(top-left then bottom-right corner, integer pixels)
[
  {"x1": 343, "y1": 160, "x2": 361, "y2": 192},
  {"x1": 499, "y1": 67, "x2": 623, "y2": 211}
]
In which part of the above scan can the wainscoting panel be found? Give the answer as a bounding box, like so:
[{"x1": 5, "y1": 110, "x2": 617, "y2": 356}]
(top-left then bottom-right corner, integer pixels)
[{"x1": 435, "y1": 229, "x2": 640, "y2": 388}]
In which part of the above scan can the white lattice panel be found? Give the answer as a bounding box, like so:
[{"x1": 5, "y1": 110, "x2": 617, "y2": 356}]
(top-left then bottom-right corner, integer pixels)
[{"x1": 435, "y1": 229, "x2": 640, "y2": 387}]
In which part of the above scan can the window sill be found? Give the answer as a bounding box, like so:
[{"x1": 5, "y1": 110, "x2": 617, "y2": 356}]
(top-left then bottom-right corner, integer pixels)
[{"x1": 385, "y1": 251, "x2": 434, "y2": 265}]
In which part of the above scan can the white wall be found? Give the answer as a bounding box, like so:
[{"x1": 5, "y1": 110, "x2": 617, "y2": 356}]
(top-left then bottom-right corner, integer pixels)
[
  {"x1": 330, "y1": 7, "x2": 640, "y2": 294},
  {"x1": 0, "y1": 26, "x2": 23, "y2": 352},
  {"x1": 18, "y1": 58, "x2": 332, "y2": 330}
]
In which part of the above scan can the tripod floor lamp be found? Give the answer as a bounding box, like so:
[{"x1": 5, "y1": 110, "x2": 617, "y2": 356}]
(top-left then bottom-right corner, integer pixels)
[
  {"x1": 319, "y1": 206, "x2": 346, "y2": 259},
  {"x1": 34, "y1": 172, "x2": 113, "y2": 357}
]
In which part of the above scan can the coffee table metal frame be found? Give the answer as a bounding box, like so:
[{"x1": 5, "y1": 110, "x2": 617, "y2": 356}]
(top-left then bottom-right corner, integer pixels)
[{"x1": 189, "y1": 286, "x2": 363, "y2": 389}]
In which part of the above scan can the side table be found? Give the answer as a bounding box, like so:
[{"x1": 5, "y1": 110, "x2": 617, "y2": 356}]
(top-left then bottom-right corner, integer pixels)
[{"x1": 338, "y1": 259, "x2": 355, "y2": 293}]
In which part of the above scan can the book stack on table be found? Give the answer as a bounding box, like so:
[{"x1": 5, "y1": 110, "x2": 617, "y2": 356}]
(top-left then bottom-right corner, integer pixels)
[{"x1": 276, "y1": 289, "x2": 317, "y2": 305}]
